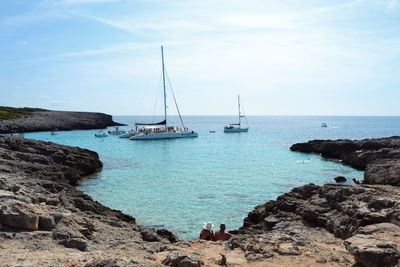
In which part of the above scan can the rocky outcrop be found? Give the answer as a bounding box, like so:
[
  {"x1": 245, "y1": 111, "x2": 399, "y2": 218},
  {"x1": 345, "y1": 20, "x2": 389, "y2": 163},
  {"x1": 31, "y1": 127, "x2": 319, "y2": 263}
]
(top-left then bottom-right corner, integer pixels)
[
  {"x1": 0, "y1": 109, "x2": 124, "y2": 133},
  {"x1": 344, "y1": 223, "x2": 400, "y2": 267},
  {"x1": 224, "y1": 137, "x2": 400, "y2": 266},
  {"x1": 228, "y1": 183, "x2": 400, "y2": 266},
  {"x1": 0, "y1": 135, "x2": 177, "y2": 266},
  {"x1": 290, "y1": 136, "x2": 400, "y2": 186}
]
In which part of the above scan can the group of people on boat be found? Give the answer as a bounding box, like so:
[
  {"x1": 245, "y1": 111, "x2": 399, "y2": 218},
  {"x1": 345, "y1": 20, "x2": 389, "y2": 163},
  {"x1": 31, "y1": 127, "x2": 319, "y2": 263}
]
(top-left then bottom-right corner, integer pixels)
[
  {"x1": 136, "y1": 126, "x2": 189, "y2": 134},
  {"x1": 199, "y1": 222, "x2": 232, "y2": 241}
]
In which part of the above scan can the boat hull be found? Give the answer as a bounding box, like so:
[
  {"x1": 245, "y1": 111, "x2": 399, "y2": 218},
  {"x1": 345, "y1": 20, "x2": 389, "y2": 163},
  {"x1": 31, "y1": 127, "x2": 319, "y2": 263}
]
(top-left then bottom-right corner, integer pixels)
[
  {"x1": 224, "y1": 127, "x2": 249, "y2": 133},
  {"x1": 119, "y1": 132, "x2": 136, "y2": 138},
  {"x1": 129, "y1": 131, "x2": 198, "y2": 140}
]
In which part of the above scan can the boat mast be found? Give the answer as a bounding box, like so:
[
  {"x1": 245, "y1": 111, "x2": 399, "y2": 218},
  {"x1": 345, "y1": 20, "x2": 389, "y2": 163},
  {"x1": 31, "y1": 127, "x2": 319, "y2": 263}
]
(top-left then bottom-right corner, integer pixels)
[
  {"x1": 161, "y1": 46, "x2": 167, "y2": 129},
  {"x1": 238, "y1": 94, "x2": 241, "y2": 127}
]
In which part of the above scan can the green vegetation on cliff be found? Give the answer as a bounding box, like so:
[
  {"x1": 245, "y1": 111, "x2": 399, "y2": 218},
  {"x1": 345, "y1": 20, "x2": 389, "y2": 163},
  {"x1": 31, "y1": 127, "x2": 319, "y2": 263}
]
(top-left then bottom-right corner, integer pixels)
[{"x1": 0, "y1": 106, "x2": 47, "y2": 120}]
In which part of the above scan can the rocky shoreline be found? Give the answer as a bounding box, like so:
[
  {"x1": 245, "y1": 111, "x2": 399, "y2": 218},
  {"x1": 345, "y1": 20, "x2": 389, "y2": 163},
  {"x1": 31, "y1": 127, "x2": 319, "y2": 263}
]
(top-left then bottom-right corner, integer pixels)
[
  {"x1": 1, "y1": 134, "x2": 399, "y2": 266},
  {"x1": 0, "y1": 135, "x2": 177, "y2": 266},
  {"x1": 222, "y1": 137, "x2": 400, "y2": 266},
  {"x1": 0, "y1": 108, "x2": 124, "y2": 133}
]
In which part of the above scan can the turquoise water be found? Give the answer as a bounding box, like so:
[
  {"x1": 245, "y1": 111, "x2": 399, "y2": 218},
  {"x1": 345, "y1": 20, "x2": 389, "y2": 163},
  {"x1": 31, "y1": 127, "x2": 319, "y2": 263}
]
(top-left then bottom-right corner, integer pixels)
[{"x1": 26, "y1": 116, "x2": 400, "y2": 239}]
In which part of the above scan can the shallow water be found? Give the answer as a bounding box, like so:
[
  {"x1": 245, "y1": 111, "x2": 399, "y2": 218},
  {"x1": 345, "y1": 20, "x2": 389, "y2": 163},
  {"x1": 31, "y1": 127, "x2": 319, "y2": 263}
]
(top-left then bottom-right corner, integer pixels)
[{"x1": 26, "y1": 116, "x2": 400, "y2": 239}]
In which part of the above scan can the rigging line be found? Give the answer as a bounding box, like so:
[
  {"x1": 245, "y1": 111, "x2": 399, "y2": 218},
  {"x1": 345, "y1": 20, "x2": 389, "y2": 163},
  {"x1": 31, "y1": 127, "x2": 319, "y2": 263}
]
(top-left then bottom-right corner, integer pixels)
[
  {"x1": 241, "y1": 100, "x2": 249, "y2": 126},
  {"x1": 165, "y1": 69, "x2": 186, "y2": 129}
]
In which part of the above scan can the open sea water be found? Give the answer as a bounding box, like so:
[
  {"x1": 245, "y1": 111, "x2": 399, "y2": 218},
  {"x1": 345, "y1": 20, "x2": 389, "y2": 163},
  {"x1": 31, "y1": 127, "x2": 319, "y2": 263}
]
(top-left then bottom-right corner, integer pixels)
[{"x1": 26, "y1": 116, "x2": 400, "y2": 239}]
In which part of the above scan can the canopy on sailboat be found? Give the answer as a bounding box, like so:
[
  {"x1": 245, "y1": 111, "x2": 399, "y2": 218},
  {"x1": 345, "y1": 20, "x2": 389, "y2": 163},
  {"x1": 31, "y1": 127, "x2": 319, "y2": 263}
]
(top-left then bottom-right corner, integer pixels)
[
  {"x1": 229, "y1": 123, "x2": 240, "y2": 126},
  {"x1": 135, "y1": 120, "x2": 166, "y2": 126}
]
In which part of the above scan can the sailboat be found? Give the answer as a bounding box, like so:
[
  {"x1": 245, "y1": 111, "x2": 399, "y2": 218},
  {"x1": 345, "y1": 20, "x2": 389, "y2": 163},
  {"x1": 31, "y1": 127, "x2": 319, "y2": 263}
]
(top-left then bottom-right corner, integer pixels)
[
  {"x1": 224, "y1": 95, "x2": 249, "y2": 133},
  {"x1": 129, "y1": 46, "x2": 198, "y2": 140}
]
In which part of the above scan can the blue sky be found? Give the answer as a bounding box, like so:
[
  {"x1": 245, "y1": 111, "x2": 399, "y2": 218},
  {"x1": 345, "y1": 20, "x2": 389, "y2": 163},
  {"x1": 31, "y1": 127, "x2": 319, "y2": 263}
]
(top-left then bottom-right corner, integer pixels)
[{"x1": 0, "y1": 0, "x2": 399, "y2": 115}]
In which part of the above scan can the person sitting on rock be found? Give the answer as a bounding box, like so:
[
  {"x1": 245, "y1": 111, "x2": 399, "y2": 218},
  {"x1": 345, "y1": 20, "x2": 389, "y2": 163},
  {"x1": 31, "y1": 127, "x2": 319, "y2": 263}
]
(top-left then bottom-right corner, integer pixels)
[
  {"x1": 213, "y1": 224, "x2": 232, "y2": 241},
  {"x1": 199, "y1": 222, "x2": 214, "y2": 241}
]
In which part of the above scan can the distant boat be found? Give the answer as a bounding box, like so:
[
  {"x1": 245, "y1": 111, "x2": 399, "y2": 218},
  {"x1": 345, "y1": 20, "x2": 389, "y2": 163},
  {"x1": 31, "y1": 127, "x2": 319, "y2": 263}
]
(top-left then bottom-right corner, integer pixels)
[
  {"x1": 224, "y1": 95, "x2": 249, "y2": 133},
  {"x1": 51, "y1": 130, "x2": 58, "y2": 135},
  {"x1": 95, "y1": 131, "x2": 108, "y2": 138},
  {"x1": 209, "y1": 130, "x2": 216, "y2": 133},
  {"x1": 119, "y1": 129, "x2": 136, "y2": 138},
  {"x1": 321, "y1": 123, "x2": 328, "y2": 128},
  {"x1": 108, "y1": 127, "x2": 126, "y2": 135},
  {"x1": 129, "y1": 46, "x2": 198, "y2": 141}
]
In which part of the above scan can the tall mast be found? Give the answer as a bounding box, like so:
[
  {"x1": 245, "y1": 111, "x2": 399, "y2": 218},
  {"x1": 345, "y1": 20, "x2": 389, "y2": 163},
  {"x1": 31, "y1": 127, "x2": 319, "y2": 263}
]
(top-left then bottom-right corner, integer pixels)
[
  {"x1": 238, "y1": 94, "x2": 241, "y2": 127},
  {"x1": 161, "y1": 46, "x2": 167, "y2": 128}
]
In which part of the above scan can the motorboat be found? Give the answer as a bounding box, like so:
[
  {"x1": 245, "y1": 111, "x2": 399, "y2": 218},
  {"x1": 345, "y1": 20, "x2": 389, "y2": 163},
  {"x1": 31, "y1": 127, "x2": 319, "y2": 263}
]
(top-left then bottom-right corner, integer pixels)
[
  {"x1": 119, "y1": 129, "x2": 137, "y2": 138},
  {"x1": 95, "y1": 131, "x2": 108, "y2": 138},
  {"x1": 108, "y1": 127, "x2": 126, "y2": 135}
]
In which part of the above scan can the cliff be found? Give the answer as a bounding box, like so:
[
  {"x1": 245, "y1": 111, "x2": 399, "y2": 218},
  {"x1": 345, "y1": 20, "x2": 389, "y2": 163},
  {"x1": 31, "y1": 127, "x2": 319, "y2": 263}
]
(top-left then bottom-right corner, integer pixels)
[{"x1": 0, "y1": 107, "x2": 124, "y2": 133}]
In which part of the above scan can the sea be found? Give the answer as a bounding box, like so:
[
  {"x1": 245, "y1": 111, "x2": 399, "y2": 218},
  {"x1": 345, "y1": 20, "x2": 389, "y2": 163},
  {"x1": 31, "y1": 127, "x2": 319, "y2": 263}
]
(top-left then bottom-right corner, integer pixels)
[{"x1": 25, "y1": 116, "x2": 400, "y2": 239}]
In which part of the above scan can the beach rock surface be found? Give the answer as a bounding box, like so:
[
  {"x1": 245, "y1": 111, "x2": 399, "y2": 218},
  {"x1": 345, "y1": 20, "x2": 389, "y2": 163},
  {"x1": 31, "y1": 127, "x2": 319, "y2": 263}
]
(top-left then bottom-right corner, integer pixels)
[{"x1": 0, "y1": 107, "x2": 124, "y2": 133}]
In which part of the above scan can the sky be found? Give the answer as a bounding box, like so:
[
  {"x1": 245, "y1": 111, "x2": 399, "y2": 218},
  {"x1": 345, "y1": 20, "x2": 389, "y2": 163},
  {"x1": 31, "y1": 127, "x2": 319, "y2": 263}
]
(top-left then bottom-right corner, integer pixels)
[{"x1": 0, "y1": 0, "x2": 399, "y2": 116}]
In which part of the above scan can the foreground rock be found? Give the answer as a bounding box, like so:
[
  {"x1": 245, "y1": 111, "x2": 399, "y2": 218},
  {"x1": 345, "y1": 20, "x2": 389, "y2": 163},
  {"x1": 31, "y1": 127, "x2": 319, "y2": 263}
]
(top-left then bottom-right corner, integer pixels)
[
  {"x1": 0, "y1": 135, "x2": 176, "y2": 266},
  {"x1": 0, "y1": 107, "x2": 124, "y2": 133}
]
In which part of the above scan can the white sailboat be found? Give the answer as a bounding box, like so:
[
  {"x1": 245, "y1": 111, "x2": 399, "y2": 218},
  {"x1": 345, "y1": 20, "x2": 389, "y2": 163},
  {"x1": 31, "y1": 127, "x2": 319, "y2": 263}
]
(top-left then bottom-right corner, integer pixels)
[
  {"x1": 130, "y1": 46, "x2": 198, "y2": 141},
  {"x1": 224, "y1": 95, "x2": 249, "y2": 133}
]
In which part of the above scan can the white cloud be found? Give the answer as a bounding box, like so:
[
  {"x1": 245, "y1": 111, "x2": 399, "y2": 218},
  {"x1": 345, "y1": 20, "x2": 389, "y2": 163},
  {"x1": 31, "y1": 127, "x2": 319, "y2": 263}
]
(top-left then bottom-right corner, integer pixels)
[{"x1": 386, "y1": 0, "x2": 398, "y2": 10}]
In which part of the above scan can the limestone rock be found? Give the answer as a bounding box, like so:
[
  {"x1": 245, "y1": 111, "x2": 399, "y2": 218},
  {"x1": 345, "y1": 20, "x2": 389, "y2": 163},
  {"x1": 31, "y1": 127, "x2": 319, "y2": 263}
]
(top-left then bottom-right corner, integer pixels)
[
  {"x1": 59, "y1": 238, "x2": 88, "y2": 251},
  {"x1": 345, "y1": 234, "x2": 399, "y2": 267},
  {"x1": 39, "y1": 215, "x2": 56, "y2": 231},
  {"x1": 162, "y1": 254, "x2": 203, "y2": 267},
  {"x1": 0, "y1": 201, "x2": 39, "y2": 230}
]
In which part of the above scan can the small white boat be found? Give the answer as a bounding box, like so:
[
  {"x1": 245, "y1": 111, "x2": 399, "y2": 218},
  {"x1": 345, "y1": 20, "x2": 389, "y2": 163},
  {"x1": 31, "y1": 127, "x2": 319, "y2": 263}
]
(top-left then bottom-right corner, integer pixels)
[
  {"x1": 95, "y1": 131, "x2": 108, "y2": 138},
  {"x1": 321, "y1": 123, "x2": 328, "y2": 128},
  {"x1": 129, "y1": 46, "x2": 198, "y2": 141},
  {"x1": 224, "y1": 95, "x2": 249, "y2": 133},
  {"x1": 119, "y1": 129, "x2": 137, "y2": 138},
  {"x1": 108, "y1": 127, "x2": 126, "y2": 135},
  {"x1": 51, "y1": 130, "x2": 58, "y2": 135}
]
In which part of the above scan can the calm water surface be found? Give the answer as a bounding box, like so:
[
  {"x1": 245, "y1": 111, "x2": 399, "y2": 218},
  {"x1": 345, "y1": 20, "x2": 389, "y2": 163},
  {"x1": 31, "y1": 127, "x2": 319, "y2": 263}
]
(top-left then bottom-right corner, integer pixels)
[{"x1": 26, "y1": 116, "x2": 400, "y2": 239}]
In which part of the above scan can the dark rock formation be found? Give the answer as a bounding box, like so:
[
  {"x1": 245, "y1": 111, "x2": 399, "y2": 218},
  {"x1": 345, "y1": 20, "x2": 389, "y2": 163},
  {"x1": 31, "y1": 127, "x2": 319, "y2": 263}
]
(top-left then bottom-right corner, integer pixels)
[
  {"x1": 0, "y1": 108, "x2": 124, "y2": 133},
  {"x1": 334, "y1": 176, "x2": 347, "y2": 183},
  {"x1": 290, "y1": 136, "x2": 400, "y2": 186},
  {"x1": 162, "y1": 254, "x2": 203, "y2": 267}
]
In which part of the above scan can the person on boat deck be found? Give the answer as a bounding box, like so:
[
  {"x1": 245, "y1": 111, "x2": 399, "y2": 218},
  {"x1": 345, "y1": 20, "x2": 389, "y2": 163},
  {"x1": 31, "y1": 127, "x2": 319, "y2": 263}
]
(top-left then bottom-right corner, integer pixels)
[
  {"x1": 213, "y1": 224, "x2": 232, "y2": 241},
  {"x1": 199, "y1": 222, "x2": 214, "y2": 241}
]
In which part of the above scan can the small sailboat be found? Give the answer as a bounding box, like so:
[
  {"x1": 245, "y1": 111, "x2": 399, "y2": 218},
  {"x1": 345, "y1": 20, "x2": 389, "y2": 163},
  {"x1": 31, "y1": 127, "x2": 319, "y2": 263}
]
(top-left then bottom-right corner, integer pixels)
[
  {"x1": 321, "y1": 122, "x2": 328, "y2": 128},
  {"x1": 224, "y1": 95, "x2": 249, "y2": 133},
  {"x1": 108, "y1": 127, "x2": 126, "y2": 135},
  {"x1": 129, "y1": 46, "x2": 198, "y2": 141},
  {"x1": 95, "y1": 131, "x2": 108, "y2": 138}
]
